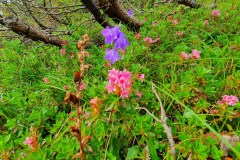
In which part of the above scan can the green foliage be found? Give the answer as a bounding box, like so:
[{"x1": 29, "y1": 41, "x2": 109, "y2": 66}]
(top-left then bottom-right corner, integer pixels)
[{"x1": 1, "y1": 0, "x2": 240, "y2": 159}]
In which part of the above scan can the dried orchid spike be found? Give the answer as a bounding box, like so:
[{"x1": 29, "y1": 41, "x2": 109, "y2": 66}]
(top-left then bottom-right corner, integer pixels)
[
  {"x1": 64, "y1": 92, "x2": 79, "y2": 106},
  {"x1": 83, "y1": 34, "x2": 89, "y2": 44},
  {"x1": 77, "y1": 40, "x2": 85, "y2": 50},
  {"x1": 74, "y1": 71, "x2": 81, "y2": 83}
]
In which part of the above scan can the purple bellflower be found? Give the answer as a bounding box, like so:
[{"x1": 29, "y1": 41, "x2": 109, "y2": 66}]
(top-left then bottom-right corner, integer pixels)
[
  {"x1": 114, "y1": 32, "x2": 130, "y2": 51},
  {"x1": 128, "y1": 10, "x2": 133, "y2": 16},
  {"x1": 104, "y1": 49, "x2": 120, "y2": 64},
  {"x1": 101, "y1": 26, "x2": 120, "y2": 44},
  {"x1": 102, "y1": 26, "x2": 130, "y2": 64}
]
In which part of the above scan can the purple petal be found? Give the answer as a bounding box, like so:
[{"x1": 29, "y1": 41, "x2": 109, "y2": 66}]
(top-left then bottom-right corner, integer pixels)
[
  {"x1": 101, "y1": 26, "x2": 121, "y2": 44},
  {"x1": 128, "y1": 10, "x2": 133, "y2": 16},
  {"x1": 104, "y1": 49, "x2": 120, "y2": 64},
  {"x1": 114, "y1": 32, "x2": 130, "y2": 50}
]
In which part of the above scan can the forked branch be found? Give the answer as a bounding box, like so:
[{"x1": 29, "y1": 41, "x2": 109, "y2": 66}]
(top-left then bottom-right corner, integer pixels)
[{"x1": 135, "y1": 83, "x2": 176, "y2": 159}]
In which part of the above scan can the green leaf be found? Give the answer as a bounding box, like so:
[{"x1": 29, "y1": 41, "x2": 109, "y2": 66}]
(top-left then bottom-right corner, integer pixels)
[
  {"x1": 4, "y1": 134, "x2": 11, "y2": 144},
  {"x1": 126, "y1": 145, "x2": 140, "y2": 160},
  {"x1": 111, "y1": 136, "x2": 120, "y2": 158},
  {"x1": 56, "y1": 153, "x2": 67, "y2": 159},
  {"x1": 94, "y1": 121, "x2": 105, "y2": 141},
  {"x1": 211, "y1": 145, "x2": 223, "y2": 160},
  {"x1": 145, "y1": 138, "x2": 159, "y2": 160},
  {"x1": 194, "y1": 139, "x2": 207, "y2": 152}
]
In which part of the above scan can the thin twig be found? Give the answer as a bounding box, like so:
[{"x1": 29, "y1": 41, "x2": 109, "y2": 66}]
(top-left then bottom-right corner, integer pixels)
[
  {"x1": 151, "y1": 83, "x2": 176, "y2": 159},
  {"x1": 135, "y1": 83, "x2": 176, "y2": 159}
]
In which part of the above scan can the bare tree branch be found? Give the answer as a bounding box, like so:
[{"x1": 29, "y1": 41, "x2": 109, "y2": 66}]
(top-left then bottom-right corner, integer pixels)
[
  {"x1": 99, "y1": 0, "x2": 143, "y2": 31},
  {"x1": 176, "y1": 0, "x2": 201, "y2": 8},
  {"x1": 2, "y1": 16, "x2": 64, "y2": 47},
  {"x1": 81, "y1": 0, "x2": 113, "y2": 28},
  {"x1": 2, "y1": 1, "x2": 18, "y2": 16},
  {"x1": 156, "y1": 0, "x2": 201, "y2": 8},
  {"x1": 22, "y1": 0, "x2": 48, "y2": 29},
  {"x1": 151, "y1": 83, "x2": 176, "y2": 159},
  {"x1": 42, "y1": 0, "x2": 68, "y2": 25},
  {"x1": 136, "y1": 83, "x2": 176, "y2": 159}
]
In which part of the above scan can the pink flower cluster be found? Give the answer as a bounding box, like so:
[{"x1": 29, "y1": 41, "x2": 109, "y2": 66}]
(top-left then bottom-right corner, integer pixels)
[
  {"x1": 106, "y1": 68, "x2": 132, "y2": 98},
  {"x1": 136, "y1": 74, "x2": 145, "y2": 82},
  {"x1": 218, "y1": 95, "x2": 239, "y2": 106},
  {"x1": 23, "y1": 137, "x2": 34, "y2": 148},
  {"x1": 143, "y1": 37, "x2": 160, "y2": 46},
  {"x1": 172, "y1": 19, "x2": 179, "y2": 26},
  {"x1": 177, "y1": 31, "x2": 183, "y2": 36},
  {"x1": 180, "y1": 49, "x2": 201, "y2": 60},
  {"x1": 212, "y1": 10, "x2": 220, "y2": 17}
]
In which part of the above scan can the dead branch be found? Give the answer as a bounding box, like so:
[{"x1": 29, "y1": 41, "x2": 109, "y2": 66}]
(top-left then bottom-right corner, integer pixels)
[
  {"x1": 22, "y1": 1, "x2": 48, "y2": 29},
  {"x1": 99, "y1": 0, "x2": 143, "y2": 31},
  {"x1": 176, "y1": 0, "x2": 201, "y2": 8},
  {"x1": 0, "y1": 15, "x2": 4, "y2": 25},
  {"x1": 42, "y1": 0, "x2": 68, "y2": 25},
  {"x1": 151, "y1": 84, "x2": 176, "y2": 159},
  {"x1": 135, "y1": 83, "x2": 176, "y2": 159},
  {"x1": 2, "y1": 16, "x2": 64, "y2": 47},
  {"x1": 156, "y1": 0, "x2": 201, "y2": 8},
  {"x1": 81, "y1": 0, "x2": 113, "y2": 28}
]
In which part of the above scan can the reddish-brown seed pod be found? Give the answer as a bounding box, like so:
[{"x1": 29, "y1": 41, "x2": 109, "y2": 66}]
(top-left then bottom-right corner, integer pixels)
[
  {"x1": 74, "y1": 71, "x2": 81, "y2": 83},
  {"x1": 64, "y1": 92, "x2": 79, "y2": 105}
]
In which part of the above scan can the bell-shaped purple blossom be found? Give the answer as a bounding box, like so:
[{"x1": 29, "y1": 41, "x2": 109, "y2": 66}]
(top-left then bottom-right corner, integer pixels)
[
  {"x1": 114, "y1": 32, "x2": 130, "y2": 51},
  {"x1": 101, "y1": 25, "x2": 130, "y2": 64},
  {"x1": 128, "y1": 10, "x2": 133, "y2": 16},
  {"x1": 101, "y1": 26, "x2": 120, "y2": 44},
  {"x1": 104, "y1": 49, "x2": 120, "y2": 64}
]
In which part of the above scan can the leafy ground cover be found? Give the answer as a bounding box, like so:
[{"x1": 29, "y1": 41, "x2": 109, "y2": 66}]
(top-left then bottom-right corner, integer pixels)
[{"x1": 0, "y1": 1, "x2": 240, "y2": 160}]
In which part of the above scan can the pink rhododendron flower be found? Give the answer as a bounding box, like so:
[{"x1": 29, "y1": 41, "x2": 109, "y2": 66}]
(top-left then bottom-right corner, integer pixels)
[
  {"x1": 135, "y1": 32, "x2": 140, "y2": 39},
  {"x1": 90, "y1": 97, "x2": 102, "y2": 115},
  {"x1": 180, "y1": 52, "x2": 189, "y2": 59},
  {"x1": 204, "y1": 20, "x2": 209, "y2": 26},
  {"x1": 190, "y1": 49, "x2": 201, "y2": 59},
  {"x1": 135, "y1": 91, "x2": 142, "y2": 98},
  {"x1": 63, "y1": 85, "x2": 70, "y2": 90},
  {"x1": 143, "y1": 37, "x2": 153, "y2": 43},
  {"x1": 71, "y1": 53, "x2": 76, "y2": 58},
  {"x1": 103, "y1": 61, "x2": 111, "y2": 68},
  {"x1": 61, "y1": 40, "x2": 68, "y2": 46},
  {"x1": 212, "y1": 10, "x2": 220, "y2": 16},
  {"x1": 136, "y1": 74, "x2": 145, "y2": 82},
  {"x1": 172, "y1": 19, "x2": 178, "y2": 25},
  {"x1": 143, "y1": 37, "x2": 160, "y2": 46},
  {"x1": 90, "y1": 97, "x2": 102, "y2": 108},
  {"x1": 87, "y1": 135, "x2": 92, "y2": 139},
  {"x1": 42, "y1": 77, "x2": 49, "y2": 84},
  {"x1": 152, "y1": 22, "x2": 158, "y2": 27},
  {"x1": 121, "y1": 90, "x2": 130, "y2": 98},
  {"x1": 143, "y1": 37, "x2": 153, "y2": 47},
  {"x1": 79, "y1": 82, "x2": 86, "y2": 90},
  {"x1": 177, "y1": 31, "x2": 183, "y2": 36},
  {"x1": 23, "y1": 137, "x2": 34, "y2": 148},
  {"x1": 218, "y1": 95, "x2": 239, "y2": 106},
  {"x1": 106, "y1": 68, "x2": 132, "y2": 98},
  {"x1": 60, "y1": 49, "x2": 66, "y2": 55}
]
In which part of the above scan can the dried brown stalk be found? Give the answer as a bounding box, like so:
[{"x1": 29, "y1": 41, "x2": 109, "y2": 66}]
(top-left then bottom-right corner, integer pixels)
[{"x1": 64, "y1": 34, "x2": 91, "y2": 160}]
